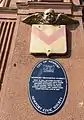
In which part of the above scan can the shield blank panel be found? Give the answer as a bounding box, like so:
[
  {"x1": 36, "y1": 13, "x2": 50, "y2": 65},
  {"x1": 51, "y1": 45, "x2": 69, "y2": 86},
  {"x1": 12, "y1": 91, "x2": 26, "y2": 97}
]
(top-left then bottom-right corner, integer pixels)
[{"x1": 30, "y1": 24, "x2": 67, "y2": 56}]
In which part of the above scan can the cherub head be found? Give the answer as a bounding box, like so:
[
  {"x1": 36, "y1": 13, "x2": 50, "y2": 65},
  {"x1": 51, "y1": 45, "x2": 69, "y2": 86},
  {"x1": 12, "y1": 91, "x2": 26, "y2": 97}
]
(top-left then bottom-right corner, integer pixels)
[{"x1": 43, "y1": 9, "x2": 55, "y2": 23}]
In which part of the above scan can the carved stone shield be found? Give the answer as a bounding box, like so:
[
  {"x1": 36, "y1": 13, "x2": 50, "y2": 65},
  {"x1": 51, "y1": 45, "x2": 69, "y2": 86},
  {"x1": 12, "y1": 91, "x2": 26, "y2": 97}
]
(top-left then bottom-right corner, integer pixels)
[{"x1": 30, "y1": 24, "x2": 67, "y2": 56}]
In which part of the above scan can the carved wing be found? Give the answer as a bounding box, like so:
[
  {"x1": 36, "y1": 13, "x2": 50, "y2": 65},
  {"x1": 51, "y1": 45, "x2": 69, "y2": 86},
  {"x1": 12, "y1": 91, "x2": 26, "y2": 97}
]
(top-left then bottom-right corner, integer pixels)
[
  {"x1": 22, "y1": 11, "x2": 79, "y2": 25},
  {"x1": 55, "y1": 13, "x2": 79, "y2": 25},
  {"x1": 22, "y1": 12, "x2": 44, "y2": 25}
]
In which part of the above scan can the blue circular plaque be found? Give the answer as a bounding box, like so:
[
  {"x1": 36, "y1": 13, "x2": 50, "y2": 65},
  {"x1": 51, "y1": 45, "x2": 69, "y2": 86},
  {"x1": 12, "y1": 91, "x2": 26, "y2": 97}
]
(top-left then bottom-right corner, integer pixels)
[{"x1": 28, "y1": 59, "x2": 68, "y2": 115}]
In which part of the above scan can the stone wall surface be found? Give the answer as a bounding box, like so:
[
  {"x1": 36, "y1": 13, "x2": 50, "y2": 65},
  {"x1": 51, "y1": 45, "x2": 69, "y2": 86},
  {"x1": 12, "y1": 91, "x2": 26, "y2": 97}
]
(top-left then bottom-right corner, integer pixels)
[
  {"x1": 0, "y1": 0, "x2": 84, "y2": 120},
  {"x1": 0, "y1": 15, "x2": 84, "y2": 120}
]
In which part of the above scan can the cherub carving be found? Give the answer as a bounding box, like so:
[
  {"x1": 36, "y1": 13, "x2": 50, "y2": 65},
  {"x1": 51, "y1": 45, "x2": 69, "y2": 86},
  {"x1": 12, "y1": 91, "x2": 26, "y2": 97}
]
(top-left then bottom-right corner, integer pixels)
[{"x1": 22, "y1": 9, "x2": 79, "y2": 25}]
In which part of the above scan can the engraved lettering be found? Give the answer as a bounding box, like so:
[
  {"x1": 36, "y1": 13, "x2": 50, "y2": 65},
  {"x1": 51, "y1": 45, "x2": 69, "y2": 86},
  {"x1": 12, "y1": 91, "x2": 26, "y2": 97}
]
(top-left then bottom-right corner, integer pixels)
[
  {"x1": 32, "y1": 78, "x2": 64, "y2": 91},
  {"x1": 32, "y1": 96, "x2": 42, "y2": 110}
]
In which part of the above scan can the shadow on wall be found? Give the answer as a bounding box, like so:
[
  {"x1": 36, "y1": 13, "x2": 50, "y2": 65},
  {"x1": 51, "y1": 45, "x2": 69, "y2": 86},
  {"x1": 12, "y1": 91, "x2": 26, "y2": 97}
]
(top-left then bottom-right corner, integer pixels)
[
  {"x1": 6, "y1": 0, "x2": 11, "y2": 7},
  {"x1": 0, "y1": 0, "x2": 11, "y2": 7},
  {"x1": 0, "y1": 0, "x2": 6, "y2": 7}
]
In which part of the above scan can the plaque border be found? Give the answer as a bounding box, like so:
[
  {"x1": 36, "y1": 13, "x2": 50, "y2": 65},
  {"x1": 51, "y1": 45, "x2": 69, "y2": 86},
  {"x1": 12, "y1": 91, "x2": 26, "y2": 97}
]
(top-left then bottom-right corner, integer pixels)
[{"x1": 28, "y1": 59, "x2": 68, "y2": 115}]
